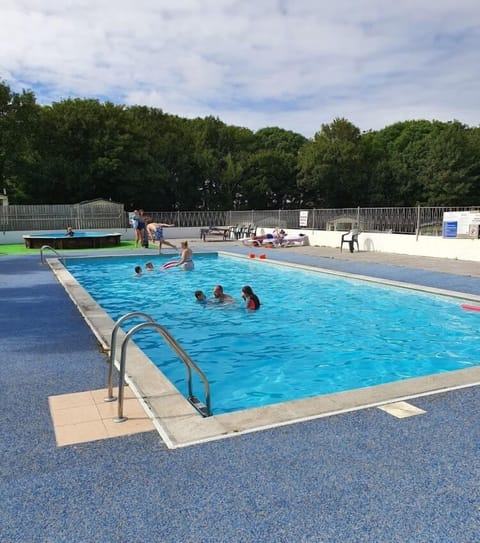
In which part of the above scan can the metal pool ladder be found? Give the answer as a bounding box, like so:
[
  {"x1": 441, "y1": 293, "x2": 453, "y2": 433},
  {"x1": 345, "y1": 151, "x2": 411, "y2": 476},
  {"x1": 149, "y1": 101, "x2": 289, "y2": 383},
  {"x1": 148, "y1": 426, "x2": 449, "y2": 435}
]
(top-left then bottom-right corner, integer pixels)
[
  {"x1": 39, "y1": 245, "x2": 64, "y2": 264},
  {"x1": 105, "y1": 312, "x2": 212, "y2": 422}
]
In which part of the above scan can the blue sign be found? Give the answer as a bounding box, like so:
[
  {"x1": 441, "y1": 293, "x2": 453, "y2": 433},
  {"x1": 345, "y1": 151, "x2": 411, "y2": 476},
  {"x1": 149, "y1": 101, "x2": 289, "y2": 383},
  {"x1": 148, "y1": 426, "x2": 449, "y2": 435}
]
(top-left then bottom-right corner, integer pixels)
[{"x1": 443, "y1": 221, "x2": 457, "y2": 238}]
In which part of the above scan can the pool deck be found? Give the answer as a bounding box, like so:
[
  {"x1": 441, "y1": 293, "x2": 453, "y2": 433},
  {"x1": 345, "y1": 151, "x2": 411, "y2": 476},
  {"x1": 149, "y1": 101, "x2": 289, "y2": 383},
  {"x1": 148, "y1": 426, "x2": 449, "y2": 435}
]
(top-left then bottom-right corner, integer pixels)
[{"x1": 2, "y1": 242, "x2": 480, "y2": 542}]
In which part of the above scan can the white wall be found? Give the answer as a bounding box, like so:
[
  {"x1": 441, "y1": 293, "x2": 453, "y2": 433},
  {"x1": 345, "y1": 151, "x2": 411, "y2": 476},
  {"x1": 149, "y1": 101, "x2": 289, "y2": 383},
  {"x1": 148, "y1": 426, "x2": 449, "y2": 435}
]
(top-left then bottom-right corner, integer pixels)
[
  {"x1": 290, "y1": 228, "x2": 480, "y2": 262},
  {"x1": 3, "y1": 227, "x2": 480, "y2": 262}
]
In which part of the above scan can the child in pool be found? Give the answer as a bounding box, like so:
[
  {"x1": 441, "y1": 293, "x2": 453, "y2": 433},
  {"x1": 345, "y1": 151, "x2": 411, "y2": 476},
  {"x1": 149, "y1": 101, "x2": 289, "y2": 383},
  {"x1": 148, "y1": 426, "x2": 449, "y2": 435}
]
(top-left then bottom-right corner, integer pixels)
[
  {"x1": 195, "y1": 290, "x2": 208, "y2": 304},
  {"x1": 241, "y1": 285, "x2": 260, "y2": 310}
]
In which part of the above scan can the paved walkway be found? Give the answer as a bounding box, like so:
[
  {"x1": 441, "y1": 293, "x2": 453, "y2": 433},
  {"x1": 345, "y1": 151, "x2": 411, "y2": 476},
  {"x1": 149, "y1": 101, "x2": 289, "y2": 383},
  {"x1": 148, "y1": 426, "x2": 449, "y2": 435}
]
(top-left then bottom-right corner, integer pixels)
[{"x1": 1, "y1": 245, "x2": 480, "y2": 542}]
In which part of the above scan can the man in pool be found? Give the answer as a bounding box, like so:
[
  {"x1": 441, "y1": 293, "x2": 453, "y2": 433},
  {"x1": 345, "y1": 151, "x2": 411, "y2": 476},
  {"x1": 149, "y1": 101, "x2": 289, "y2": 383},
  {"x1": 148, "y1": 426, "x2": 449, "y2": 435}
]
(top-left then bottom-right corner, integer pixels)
[
  {"x1": 134, "y1": 266, "x2": 142, "y2": 276},
  {"x1": 213, "y1": 285, "x2": 235, "y2": 303}
]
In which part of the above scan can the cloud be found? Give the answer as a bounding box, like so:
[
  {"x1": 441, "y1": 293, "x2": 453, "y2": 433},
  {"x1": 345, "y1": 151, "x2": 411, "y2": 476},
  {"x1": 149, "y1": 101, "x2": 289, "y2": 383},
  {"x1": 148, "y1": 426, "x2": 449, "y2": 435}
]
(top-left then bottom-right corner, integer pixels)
[{"x1": 1, "y1": 0, "x2": 479, "y2": 136}]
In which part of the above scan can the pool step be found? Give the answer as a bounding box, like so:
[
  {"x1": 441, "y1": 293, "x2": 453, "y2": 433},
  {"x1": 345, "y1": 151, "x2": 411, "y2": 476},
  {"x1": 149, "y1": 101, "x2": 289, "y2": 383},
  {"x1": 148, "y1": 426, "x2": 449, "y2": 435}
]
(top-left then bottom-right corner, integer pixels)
[{"x1": 189, "y1": 396, "x2": 209, "y2": 417}]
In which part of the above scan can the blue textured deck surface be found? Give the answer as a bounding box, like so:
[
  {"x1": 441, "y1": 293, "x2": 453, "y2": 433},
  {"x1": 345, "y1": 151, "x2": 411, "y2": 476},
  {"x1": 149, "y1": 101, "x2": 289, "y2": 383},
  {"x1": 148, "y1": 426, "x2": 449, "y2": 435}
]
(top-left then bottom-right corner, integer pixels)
[{"x1": 1, "y1": 249, "x2": 480, "y2": 542}]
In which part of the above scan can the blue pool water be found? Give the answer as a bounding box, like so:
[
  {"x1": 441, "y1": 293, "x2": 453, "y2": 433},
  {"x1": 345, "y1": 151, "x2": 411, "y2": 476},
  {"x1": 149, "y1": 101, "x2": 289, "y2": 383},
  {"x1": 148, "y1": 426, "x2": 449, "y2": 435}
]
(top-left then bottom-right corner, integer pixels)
[
  {"x1": 30, "y1": 232, "x2": 111, "y2": 238},
  {"x1": 65, "y1": 253, "x2": 480, "y2": 414}
]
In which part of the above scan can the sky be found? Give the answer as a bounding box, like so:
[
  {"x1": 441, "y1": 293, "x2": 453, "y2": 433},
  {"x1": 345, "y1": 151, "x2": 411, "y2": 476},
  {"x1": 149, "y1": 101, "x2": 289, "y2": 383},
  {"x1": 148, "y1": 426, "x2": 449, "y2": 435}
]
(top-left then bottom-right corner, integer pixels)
[{"x1": 1, "y1": 0, "x2": 479, "y2": 137}]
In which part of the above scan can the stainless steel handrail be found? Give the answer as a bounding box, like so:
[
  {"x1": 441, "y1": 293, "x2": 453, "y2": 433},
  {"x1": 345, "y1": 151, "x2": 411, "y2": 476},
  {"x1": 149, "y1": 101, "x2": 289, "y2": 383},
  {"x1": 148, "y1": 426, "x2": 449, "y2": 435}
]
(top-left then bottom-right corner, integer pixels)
[
  {"x1": 114, "y1": 321, "x2": 212, "y2": 422},
  {"x1": 104, "y1": 312, "x2": 156, "y2": 402},
  {"x1": 40, "y1": 244, "x2": 64, "y2": 264}
]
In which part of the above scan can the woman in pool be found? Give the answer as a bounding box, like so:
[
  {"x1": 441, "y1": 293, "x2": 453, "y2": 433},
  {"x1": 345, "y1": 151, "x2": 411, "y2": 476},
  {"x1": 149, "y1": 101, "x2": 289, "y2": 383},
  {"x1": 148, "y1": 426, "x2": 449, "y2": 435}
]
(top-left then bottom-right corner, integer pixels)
[
  {"x1": 241, "y1": 285, "x2": 260, "y2": 310},
  {"x1": 172, "y1": 241, "x2": 194, "y2": 270}
]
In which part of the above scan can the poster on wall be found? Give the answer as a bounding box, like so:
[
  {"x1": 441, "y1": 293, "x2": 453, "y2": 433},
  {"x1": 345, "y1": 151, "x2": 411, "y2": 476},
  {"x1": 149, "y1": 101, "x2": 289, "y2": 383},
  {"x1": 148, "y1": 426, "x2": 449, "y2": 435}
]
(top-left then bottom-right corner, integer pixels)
[
  {"x1": 443, "y1": 221, "x2": 458, "y2": 238},
  {"x1": 299, "y1": 211, "x2": 309, "y2": 227},
  {"x1": 443, "y1": 211, "x2": 480, "y2": 238}
]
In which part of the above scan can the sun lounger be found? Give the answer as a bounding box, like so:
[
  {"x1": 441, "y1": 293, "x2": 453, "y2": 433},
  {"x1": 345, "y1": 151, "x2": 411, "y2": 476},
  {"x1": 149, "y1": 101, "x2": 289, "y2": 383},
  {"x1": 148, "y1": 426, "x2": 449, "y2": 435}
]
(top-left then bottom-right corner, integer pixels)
[{"x1": 262, "y1": 235, "x2": 309, "y2": 247}]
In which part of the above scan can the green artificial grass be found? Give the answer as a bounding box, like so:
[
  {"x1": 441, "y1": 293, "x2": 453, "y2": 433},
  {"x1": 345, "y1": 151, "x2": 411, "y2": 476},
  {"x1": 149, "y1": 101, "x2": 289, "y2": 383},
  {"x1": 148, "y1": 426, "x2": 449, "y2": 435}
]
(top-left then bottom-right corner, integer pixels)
[{"x1": 0, "y1": 240, "x2": 138, "y2": 256}]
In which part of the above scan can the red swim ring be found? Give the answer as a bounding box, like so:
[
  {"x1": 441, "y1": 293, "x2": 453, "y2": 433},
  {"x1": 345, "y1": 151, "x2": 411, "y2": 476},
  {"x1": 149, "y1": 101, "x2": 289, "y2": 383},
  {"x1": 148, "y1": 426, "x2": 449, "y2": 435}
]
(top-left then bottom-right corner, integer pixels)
[
  {"x1": 161, "y1": 260, "x2": 178, "y2": 270},
  {"x1": 461, "y1": 304, "x2": 480, "y2": 312}
]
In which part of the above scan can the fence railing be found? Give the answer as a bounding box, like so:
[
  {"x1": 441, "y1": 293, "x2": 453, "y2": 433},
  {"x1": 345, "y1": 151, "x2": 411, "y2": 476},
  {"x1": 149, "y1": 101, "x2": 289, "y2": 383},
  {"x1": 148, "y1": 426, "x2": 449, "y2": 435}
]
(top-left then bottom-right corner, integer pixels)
[
  {"x1": 1, "y1": 204, "x2": 479, "y2": 235},
  {"x1": 0, "y1": 202, "x2": 128, "y2": 232}
]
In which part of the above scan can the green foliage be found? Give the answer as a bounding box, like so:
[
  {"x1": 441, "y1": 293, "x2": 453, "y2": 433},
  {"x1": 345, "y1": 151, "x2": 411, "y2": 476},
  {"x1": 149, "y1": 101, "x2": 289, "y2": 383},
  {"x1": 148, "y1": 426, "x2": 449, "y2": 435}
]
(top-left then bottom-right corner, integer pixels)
[
  {"x1": 1, "y1": 79, "x2": 479, "y2": 209},
  {"x1": 418, "y1": 122, "x2": 480, "y2": 205},
  {"x1": 298, "y1": 118, "x2": 367, "y2": 207},
  {"x1": 0, "y1": 80, "x2": 41, "y2": 202}
]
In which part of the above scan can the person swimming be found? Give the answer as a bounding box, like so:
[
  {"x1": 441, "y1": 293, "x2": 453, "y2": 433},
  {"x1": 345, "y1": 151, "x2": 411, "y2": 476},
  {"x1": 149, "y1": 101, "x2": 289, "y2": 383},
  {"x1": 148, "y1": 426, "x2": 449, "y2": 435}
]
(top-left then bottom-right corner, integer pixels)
[
  {"x1": 134, "y1": 265, "x2": 142, "y2": 276},
  {"x1": 195, "y1": 290, "x2": 208, "y2": 305},
  {"x1": 145, "y1": 262, "x2": 154, "y2": 271},
  {"x1": 213, "y1": 285, "x2": 235, "y2": 303},
  {"x1": 241, "y1": 285, "x2": 260, "y2": 310}
]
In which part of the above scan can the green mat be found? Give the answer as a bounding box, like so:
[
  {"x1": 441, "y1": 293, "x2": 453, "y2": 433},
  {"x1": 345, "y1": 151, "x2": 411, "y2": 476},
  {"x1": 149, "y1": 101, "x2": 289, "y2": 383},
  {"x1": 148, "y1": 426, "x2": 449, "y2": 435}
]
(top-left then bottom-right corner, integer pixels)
[{"x1": 0, "y1": 240, "x2": 137, "y2": 256}]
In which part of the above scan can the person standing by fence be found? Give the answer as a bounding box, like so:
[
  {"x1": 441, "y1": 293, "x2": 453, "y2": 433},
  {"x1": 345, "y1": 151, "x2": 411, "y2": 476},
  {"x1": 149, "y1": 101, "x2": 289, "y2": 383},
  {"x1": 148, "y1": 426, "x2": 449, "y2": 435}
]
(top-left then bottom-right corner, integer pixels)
[{"x1": 131, "y1": 209, "x2": 146, "y2": 248}]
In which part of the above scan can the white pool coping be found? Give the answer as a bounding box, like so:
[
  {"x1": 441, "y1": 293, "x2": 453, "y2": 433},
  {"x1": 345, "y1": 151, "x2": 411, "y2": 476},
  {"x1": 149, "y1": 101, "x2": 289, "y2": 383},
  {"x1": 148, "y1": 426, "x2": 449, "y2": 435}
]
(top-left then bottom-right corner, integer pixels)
[{"x1": 49, "y1": 251, "x2": 480, "y2": 449}]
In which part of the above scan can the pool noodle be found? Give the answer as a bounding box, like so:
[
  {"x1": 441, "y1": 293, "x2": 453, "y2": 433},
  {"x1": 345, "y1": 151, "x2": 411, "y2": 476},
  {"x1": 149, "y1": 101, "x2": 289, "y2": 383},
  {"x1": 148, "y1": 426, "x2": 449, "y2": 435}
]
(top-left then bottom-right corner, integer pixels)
[
  {"x1": 162, "y1": 260, "x2": 178, "y2": 270},
  {"x1": 461, "y1": 304, "x2": 480, "y2": 312}
]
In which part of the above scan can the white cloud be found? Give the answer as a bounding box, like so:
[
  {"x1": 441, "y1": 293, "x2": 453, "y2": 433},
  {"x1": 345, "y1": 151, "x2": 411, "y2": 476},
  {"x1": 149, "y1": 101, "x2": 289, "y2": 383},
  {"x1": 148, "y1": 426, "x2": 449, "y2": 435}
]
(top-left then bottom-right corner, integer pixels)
[{"x1": 1, "y1": 0, "x2": 479, "y2": 136}]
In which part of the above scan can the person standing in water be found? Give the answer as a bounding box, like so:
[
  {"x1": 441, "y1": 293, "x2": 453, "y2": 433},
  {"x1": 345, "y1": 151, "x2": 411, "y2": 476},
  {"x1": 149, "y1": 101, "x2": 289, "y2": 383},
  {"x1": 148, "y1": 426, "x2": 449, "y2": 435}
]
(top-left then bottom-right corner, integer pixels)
[{"x1": 173, "y1": 241, "x2": 194, "y2": 270}]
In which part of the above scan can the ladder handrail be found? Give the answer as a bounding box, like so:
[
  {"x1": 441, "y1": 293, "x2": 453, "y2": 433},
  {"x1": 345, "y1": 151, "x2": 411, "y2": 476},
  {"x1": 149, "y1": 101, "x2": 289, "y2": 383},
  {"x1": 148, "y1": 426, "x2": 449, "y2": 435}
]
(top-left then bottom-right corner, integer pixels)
[
  {"x1": 105, "y1": 312, "x2": 156, "y2": 402},
  {"x1": 114, "y1": 321, "x2": 212, "y2": 421},
  {"x1": 40, "y1": 244, "x2": 64, "y2": 264}
]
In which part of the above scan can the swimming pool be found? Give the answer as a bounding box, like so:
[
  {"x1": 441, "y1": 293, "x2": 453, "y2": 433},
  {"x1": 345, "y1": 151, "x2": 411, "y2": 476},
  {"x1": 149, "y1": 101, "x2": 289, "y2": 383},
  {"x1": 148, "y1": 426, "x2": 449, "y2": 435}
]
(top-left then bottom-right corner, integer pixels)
[
  {"x1": 23, "y1": 231, "x2": 121, "y2": 249},
  {"x1": 64, "y1": 253, "x2": 480, "y2": 415}
]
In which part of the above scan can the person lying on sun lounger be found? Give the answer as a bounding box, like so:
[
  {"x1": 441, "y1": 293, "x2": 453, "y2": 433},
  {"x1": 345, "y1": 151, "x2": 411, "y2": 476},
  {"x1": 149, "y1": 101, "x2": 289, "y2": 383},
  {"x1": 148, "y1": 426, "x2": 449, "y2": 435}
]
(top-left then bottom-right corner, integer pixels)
[{"x1": 242, "y1": 230, "x2": 285, "y2": 247}]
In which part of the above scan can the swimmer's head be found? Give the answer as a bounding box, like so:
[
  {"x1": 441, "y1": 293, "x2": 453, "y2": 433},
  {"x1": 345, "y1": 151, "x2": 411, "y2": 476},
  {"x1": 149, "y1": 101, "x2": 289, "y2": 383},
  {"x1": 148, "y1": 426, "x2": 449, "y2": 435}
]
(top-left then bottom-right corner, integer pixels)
[
  {"x1": 195, "y1": 290, "x2": 206, "y2": 301},
  {"x1": 213, "y1": 285, "x2": 224, "y2": 298}
]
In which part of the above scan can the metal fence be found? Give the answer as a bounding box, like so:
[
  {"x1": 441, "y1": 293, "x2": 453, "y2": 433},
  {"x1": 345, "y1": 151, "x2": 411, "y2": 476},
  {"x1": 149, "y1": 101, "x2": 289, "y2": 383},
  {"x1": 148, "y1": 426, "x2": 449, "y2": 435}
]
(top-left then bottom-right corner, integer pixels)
[
  {"x1": 1, "y1": 203, "x2": 479, "y2": 235},
  {"x1": 0, "y1": 201, "x2": 128, "y2": 232},
  {"x1": 152, "y1": 206, "x2": 480, "y2": 235}
]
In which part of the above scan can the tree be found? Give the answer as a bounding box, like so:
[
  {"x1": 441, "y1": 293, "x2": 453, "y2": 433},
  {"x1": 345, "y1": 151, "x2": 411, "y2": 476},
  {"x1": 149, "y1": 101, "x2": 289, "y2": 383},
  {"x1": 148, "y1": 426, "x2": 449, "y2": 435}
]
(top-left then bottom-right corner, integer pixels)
[
  {"x1": 0, "y1": 80, "x2": 40, "y2": 202},
  {"x1": 191, "y1": 117, "x2": 254, "y2": 209},
  {"x1": 297, "y1": 118, "x2": 366, "y2": 207},
  {"x1": 25, "y1": 99, "x2": 133, "y2": 203},
  {"x1": 418, "y1": 121, "x2": 480, "y2": 205}
]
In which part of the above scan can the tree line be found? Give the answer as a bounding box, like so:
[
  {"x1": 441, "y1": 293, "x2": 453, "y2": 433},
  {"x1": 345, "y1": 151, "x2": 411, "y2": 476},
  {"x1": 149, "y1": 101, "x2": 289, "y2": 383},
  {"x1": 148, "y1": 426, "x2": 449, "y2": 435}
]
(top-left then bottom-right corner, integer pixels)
[{"x1": 1, "y1": 80, "x2": 479, "y2": 210}]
